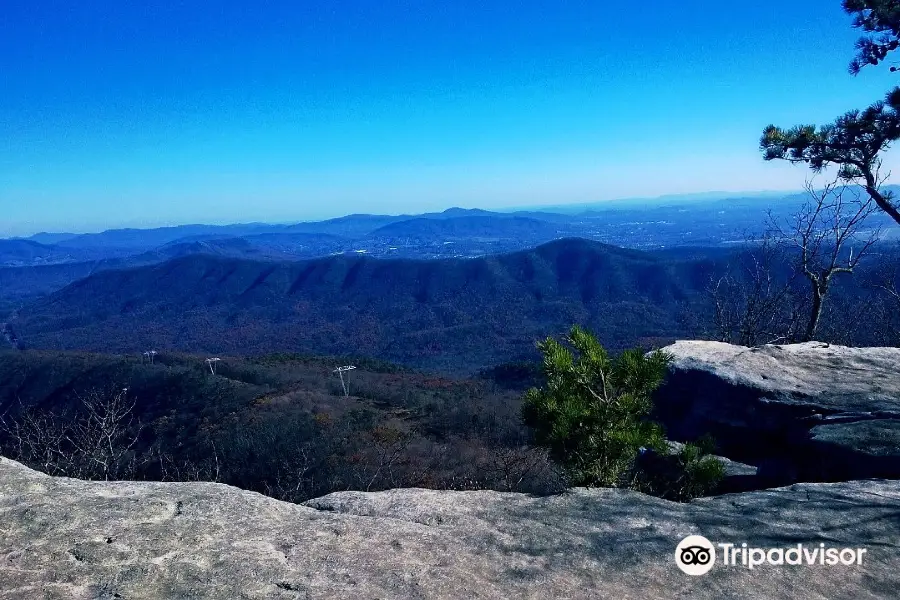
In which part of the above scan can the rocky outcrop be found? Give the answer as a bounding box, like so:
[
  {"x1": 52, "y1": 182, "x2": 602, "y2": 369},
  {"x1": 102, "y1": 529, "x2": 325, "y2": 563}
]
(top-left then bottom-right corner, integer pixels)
[
  {"x1": 653, "y1": 341, "x2": 900, "y2": 484},
  {"x1": 1, "y1": 457, "x2": 898, "y2": 599}
]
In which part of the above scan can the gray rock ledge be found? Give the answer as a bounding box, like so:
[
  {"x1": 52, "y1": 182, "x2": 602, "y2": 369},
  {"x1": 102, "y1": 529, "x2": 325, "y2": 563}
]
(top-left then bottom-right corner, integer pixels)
[
  {"x1": 1, "y1": 457, "x2": 898, "y2": 599},
  {"x1": 653, "y1": 341, "x2": 900, "y2": 483}
]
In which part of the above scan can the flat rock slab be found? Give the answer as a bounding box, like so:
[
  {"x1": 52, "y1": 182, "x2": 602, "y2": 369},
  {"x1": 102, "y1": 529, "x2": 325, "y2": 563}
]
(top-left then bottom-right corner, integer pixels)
[
  {"x1": 810, "y1": 420, "x2": 900, "y2": 458},
  {"x1": 659, "y1": 341, "x2": 900, "y2": 411},
  {"x1": 1, "y1": 457, "x2": 898, "y2": 599},
  {"x1": 653, "y1": 341, "x2": 900, "y2": 482}
]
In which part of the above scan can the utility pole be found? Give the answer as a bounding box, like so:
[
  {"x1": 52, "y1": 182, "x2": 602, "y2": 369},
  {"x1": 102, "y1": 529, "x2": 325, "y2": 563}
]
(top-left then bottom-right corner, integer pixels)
[
  {"x1": 333, "y1": 365, "x2": 356, "y2": 397},
  {"x1": 206, "y1": 357, "x2": 221, "y2": 375}
]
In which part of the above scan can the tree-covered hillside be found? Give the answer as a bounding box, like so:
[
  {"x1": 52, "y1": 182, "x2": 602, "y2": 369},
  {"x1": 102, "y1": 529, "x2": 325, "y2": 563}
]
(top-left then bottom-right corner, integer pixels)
[
  {"x1": 12, "y1": 239, "x2": 716, "y2": 373},
  {"x1": 0, "y1": 349, "x2": 564, "y2": 503}
]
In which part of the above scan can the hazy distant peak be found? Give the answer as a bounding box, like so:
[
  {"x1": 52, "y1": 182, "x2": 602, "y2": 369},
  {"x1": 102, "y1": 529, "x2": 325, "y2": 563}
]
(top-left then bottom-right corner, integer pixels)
[{"x1": 440, "y1": 207, "x2": 493, "y2": 216}]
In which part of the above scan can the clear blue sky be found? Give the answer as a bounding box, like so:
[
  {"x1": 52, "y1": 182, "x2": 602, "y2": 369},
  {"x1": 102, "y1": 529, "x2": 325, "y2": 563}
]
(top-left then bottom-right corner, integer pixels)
[{"x1": 2, "y1": 0, "x2": 899, "y2": 236}]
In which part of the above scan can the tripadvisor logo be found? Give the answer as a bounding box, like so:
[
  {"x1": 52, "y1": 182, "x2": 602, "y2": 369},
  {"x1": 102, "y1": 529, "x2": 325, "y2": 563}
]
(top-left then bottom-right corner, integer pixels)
[
  {"x1": 676, "y1": 535, "x2": 716, "y2": 575},
  {"x1": 675, "y1": 535, "x2": 867, "y2": 576}
]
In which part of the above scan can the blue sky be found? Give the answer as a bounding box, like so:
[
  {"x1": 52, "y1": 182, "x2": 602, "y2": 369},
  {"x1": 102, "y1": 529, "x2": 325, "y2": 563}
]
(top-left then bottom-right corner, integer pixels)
[{"x1": 2, "y1": 1, "x2": 900, "y2": 236}]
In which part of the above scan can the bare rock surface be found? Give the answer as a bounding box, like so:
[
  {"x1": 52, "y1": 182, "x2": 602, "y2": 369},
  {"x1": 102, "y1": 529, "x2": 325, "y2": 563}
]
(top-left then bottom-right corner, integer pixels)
[
  {"x1": 1, "y1": 457, "x2": 899, "y2": 599},
  {"x1": 653, "y1": 341, "x2": 900, "y2": 483},
  {"x1": 658, "y1": 341, "x2": 900, "y2": 411}
]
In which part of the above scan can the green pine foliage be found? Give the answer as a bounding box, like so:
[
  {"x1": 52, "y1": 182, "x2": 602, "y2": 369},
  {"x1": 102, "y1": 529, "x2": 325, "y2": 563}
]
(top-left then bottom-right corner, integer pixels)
[
  {"x1": 521, "y1": 325, "x2": 669, "y2": 487},
  {"x1": 760, "y1": 88, "x2": 900, "y2": 226},
  {"x1": 760, "y1": 2, "x2": 900, "y2": 226},
  {"x1": 844, "y1": 0, "x2": 900, "y2": 74},
  {"x1": 631, "y1": 439, "x2": 726, "y2": 502},
  {"x1": 521, "y1": 326, "x2": 723, "y2": 499}
]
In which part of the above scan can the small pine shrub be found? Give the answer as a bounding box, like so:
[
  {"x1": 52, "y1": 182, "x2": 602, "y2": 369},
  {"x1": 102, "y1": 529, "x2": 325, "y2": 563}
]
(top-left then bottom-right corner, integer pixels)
[
  {"x1": 521, "y1": 325, "x2": 723, "y2": 500},
  {"x1": 630, "y1": 441, "x2": 725, "y2": 502}
]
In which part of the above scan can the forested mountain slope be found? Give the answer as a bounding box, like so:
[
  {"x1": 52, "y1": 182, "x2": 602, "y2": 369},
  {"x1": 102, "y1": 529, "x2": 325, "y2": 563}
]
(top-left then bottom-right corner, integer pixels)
[{"x1": 15, "y1": 239, "x2": 716, "y2": 372}]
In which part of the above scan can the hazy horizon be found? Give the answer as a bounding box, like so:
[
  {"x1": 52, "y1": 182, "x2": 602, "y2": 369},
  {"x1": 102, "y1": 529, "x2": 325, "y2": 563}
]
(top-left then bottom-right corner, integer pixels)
[
  {"x1": 2, "y1": 188, "x2": 810, "y2": 239},
  {"x1": 4, "y1": 1, "x2": 900, "y2": 237}
]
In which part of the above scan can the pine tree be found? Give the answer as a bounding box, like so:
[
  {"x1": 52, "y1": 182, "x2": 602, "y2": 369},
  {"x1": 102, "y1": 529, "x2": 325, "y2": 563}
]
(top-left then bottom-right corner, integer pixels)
[
  {"x1": 760, "y1": 88, "x2": 900, "y2": 226},
  {"x1": 760, "y1": 2, "x2": 900, "y2": 226},
  {"x1": 521, "y1": 326, "x2": 724, "y2": 499},
  {"x1": 521, "y1": 326, "x2": 671, "y2": 487},
  {"x1": 844, "y1": 0, "x2": 900, "y2": 74}
]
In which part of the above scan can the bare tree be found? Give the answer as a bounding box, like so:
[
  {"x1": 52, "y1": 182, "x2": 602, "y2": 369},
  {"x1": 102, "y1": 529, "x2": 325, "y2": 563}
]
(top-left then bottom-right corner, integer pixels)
[
  {"x1": 0, "y1": 401, "x2": 71, "y2": 476},
  {"x1": 479, "y1": 446, "x2": 551, "y2": 492},
  {"x1": 363, "y1": 425, "x2": 412, "y2": 492},
  {"x1": 770, "y1": 179, "x2": 880, "y2": 342},
  {"x1": 0, "y1": 387, "x2": 142, "y2": 480},
  {"x1": 861, "y1": 248, "x2": 900, "y2": 345},
  {"x1": 709, "y1": 178, "x2": 882, "y2": 347},
  {"x1": 65, "y1": 388, "x2": 143, "y2": 480},
  {"x1": 708, "y1": 231, "x2": 802, "y2": 346}
]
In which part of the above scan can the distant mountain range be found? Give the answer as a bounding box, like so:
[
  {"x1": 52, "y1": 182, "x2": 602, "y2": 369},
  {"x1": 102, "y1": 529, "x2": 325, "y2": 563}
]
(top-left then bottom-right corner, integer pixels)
[
  {"x1": 370, "y1": 215, "x2": 563, "y2": 239},
  {"x1": 2, "y1": 193, "x2": 896, "y2": 311},
  {"x1": 0, "y1": 197, "x2": 824, "y2": 270},
  {"x1": 14, "y1": 187, "x2": 900, "y2": 248},
  {"x1": 19, "y1": 208, "x2": 535, "y2": 249},
  {"x1": 12, "y1": 239, "x2": 722, "y2": 372},
  {"x1": 0, "y1": 238, "x2": 135, "y2": 267},
  {"x1": 510, "y1": 186, "x2": 900, "y2": 213}
]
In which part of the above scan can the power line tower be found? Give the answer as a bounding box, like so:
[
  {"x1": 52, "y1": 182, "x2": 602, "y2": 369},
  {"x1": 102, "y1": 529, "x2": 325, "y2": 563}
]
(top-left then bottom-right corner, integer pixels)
[
  {"x1": 332, "y1": 365, "x2": 356, "y2": 397},
  {"x1": 206, "y1": 357, "x2": 221, "y2": 375}
]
